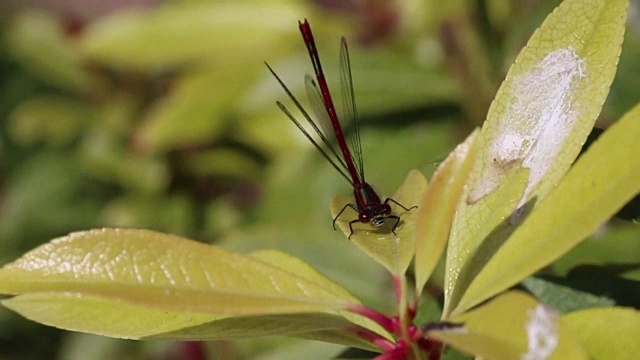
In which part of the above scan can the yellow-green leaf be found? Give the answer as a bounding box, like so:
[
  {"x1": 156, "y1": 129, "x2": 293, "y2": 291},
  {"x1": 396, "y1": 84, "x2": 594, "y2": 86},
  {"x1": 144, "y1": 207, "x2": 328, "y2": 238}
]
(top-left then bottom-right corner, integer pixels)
[
  {"x1": 3, "y1": 292, "x2": 223, "y2": 339},
  {"x1": 0, "y1": 229, "x2": 357, "y2": 315},
  {"x1": 331, "y1": 170, "x2": 427, "y2": 275},
  {"x1": 456, "y1": 103, "x2": 640, "y2": 314},
  {"x1": 560, "y1": 307, "x2": 640, "y2": 360},
  {"x1": 444, "y1": 0, "x2": 629, "y2": 317},
  {"x1": 249, "y1": 249, "x2": 391, "y2": 340},
  {"x1": 415, "y1": 129, "x2": 479, "y2": 295},
  {"x1": 443, "y1": 166, "x2": 529, "y2": 316},
  {"x1": 249, "y1": 249, "x2": 359, "y2": 301},
  {"x1": 153, "y1": 312, "x2": 357, "y2": 342},
  {"x1": 433, "y1": 291, "x2": 587, "y2": 360},
  {"x1": 294, "y1": 329, "x2": 379, "y2": 352},
  {"x1": 468, "y1": 0, "x2": 627, "y2": 207},
  {"x1": 2, "y1": 292, "x2": 375, "y2": 350}
]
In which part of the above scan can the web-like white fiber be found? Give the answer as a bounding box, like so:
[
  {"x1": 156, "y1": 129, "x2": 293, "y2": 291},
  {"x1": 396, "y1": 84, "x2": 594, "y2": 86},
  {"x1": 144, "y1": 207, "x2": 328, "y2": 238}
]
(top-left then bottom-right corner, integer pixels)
[
  {"x1": 470, "y1": 47, "x2": 586, "y2": 205},
  {"x1": 521, "y1": 304, "x2": 559, "y2": 360}
]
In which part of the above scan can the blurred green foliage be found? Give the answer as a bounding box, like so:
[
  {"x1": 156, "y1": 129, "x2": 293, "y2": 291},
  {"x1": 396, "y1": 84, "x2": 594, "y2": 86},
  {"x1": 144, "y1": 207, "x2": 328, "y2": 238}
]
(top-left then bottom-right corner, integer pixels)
[{"x1": 0, "y1": 0, "x2": 638, "y2": 359}]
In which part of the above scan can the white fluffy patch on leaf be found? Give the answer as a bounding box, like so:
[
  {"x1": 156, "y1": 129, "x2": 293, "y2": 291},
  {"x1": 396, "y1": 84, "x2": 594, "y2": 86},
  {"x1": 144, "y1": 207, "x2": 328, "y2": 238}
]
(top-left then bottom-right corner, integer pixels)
[
  {"x1": 521, "y1": 304, "x2": 559, "y2": 360},
  {"x1": 470, "y1": 47, "x2": 586, "y2": 205}
]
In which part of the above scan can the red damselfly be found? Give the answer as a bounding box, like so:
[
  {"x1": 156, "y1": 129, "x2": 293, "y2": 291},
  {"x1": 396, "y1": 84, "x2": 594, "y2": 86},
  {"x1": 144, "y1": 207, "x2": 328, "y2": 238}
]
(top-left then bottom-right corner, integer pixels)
[{"x1": 266, "y1": 19, "x2": 416, "y2": 238}]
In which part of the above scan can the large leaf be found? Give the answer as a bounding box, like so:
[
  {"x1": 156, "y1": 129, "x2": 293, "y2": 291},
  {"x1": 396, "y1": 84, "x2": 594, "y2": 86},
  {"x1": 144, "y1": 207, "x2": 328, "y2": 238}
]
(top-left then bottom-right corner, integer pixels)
[
  {"x1": 432, "y1": 291, "x2": 587, "y2": 360},
  {"x1": 414, "y1": 129, "x2": 479, "y2": 295},
  {"x1": 331, "y1": 170, "x2": 427, "y2": 275},
  {"x1": 2, "y1": 291, "x2": 219, "y2": 339},
  {"x1": 0, "y1": 230, "x2": 387, "y2": 346},
  {"x1": 444, "y1": 0, "x2": 628, "y2": 316},
  {"x1": 4, "y1": 251, "x2": 379, "y2": 348},
  {"x1": 456, "y1": 103, "x2": 640, "y2": 314},
  {"x1": 0, "y1": 229, "x2": 359, "y2": 316},
  {"x1": 3, "y1": 292, "x2": 376, "y2": 351},
  {"x1": 468, "y1": 0, "x2": 627, "y2": 206},
  {"x1": 560, "y1": 307, "x2": 640, "y2": 360}
]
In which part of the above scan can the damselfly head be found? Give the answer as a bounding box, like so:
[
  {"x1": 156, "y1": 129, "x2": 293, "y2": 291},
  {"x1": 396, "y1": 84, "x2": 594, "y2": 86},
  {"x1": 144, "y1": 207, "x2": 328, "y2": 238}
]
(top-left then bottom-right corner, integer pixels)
[{"x1": 372, "y1": 216, "x2": 386, "y2": 227}]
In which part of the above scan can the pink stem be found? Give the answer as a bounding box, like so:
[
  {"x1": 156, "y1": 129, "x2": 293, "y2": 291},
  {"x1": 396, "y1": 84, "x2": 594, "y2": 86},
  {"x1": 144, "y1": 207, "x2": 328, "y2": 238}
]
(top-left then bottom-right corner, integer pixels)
[
  {"x1": 348, "y1": 304, "x2": 395, "y2": 333},
  {"x1": 372, "y1": 341, "x2": 408, "y2": 360}
]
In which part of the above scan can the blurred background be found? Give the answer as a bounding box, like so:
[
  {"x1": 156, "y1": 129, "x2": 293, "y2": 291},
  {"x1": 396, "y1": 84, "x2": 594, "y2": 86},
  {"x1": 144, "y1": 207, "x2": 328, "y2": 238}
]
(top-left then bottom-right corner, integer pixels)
[{"x1": 0, "y1": 0, "x2": 639, "y2": 359}]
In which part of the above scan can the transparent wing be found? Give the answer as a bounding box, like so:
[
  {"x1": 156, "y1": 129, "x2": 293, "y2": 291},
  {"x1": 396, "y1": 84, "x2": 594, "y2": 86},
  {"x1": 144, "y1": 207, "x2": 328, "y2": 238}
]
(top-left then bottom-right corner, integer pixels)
[
  {"x1": 304, "y1": 74, "x2": 335, "y2": 138},
  {"x1": 339, "y1": 37, "x2": 365, "y2": 182},
  {"x1": 265, "y1": 63, "x2": 352, "y2": 184},
  {"x1": 303, "y1": 74, "x2": 350, "y2": 171}
]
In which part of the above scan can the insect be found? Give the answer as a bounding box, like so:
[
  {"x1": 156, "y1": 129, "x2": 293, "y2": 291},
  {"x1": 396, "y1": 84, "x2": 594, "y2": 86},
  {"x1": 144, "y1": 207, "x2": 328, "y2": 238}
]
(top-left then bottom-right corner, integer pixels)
[{"x1": 266, "y1": 19, "x2": 416, "y2": 238}]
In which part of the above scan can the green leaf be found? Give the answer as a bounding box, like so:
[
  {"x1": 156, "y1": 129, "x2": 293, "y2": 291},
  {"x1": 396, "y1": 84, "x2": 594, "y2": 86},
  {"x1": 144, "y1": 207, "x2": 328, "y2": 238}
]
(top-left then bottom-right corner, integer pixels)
[
  {"x1": 331, "y1": 170, "x2": 427, "y2": 275},
  {"x1": 521, "y1": 276, "x2": 616, "y2": 314},
  {"x1": 0, "y1": 229, "x2": 358, "y2": 316},
  {"x1": 553, "y1": 224, "x2": 640, "y2": 279},
  {"x1": 560, "y1": 307, "x2": 640, "y2": 360},
  {"x1": 415, "y1": 129, "x2": 479, "y2": 295},
  {"x1": 101, "y1": 195, "x2": 195, "y2": 234},
  {"x1": 134, "y1": 70, "x2": 249, "y2": 152},
  {"x1": 0, "y1": 154, "x2": 103, "y2": 251},
  {"x1": 80, "y1": 3, "x2": 305, "y2": 70},
  {"x1": 182, "y1": 148, "x2": 262, "y2": 179},
  {"x1": 445, "y1": 0, "x2": 629, "y2": 316},
  {"x1": 349, "y1": 52, "x2": 459, "y2": 118},
  {"x1": 78, "y1": 137, "x2": 169, "y2": 193},
  {"x1": 559, "y1": 268, "x2": 640, "y2": 308},
  {"x1": 433, "y1": 291, "x2": 587, "y2": 360},
  {"x1": 456, "y1": 102, "x2": 640, "y2": 315},
  {"x1": 8, "y1": 95, "x2": 90, "y2": 147}
]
